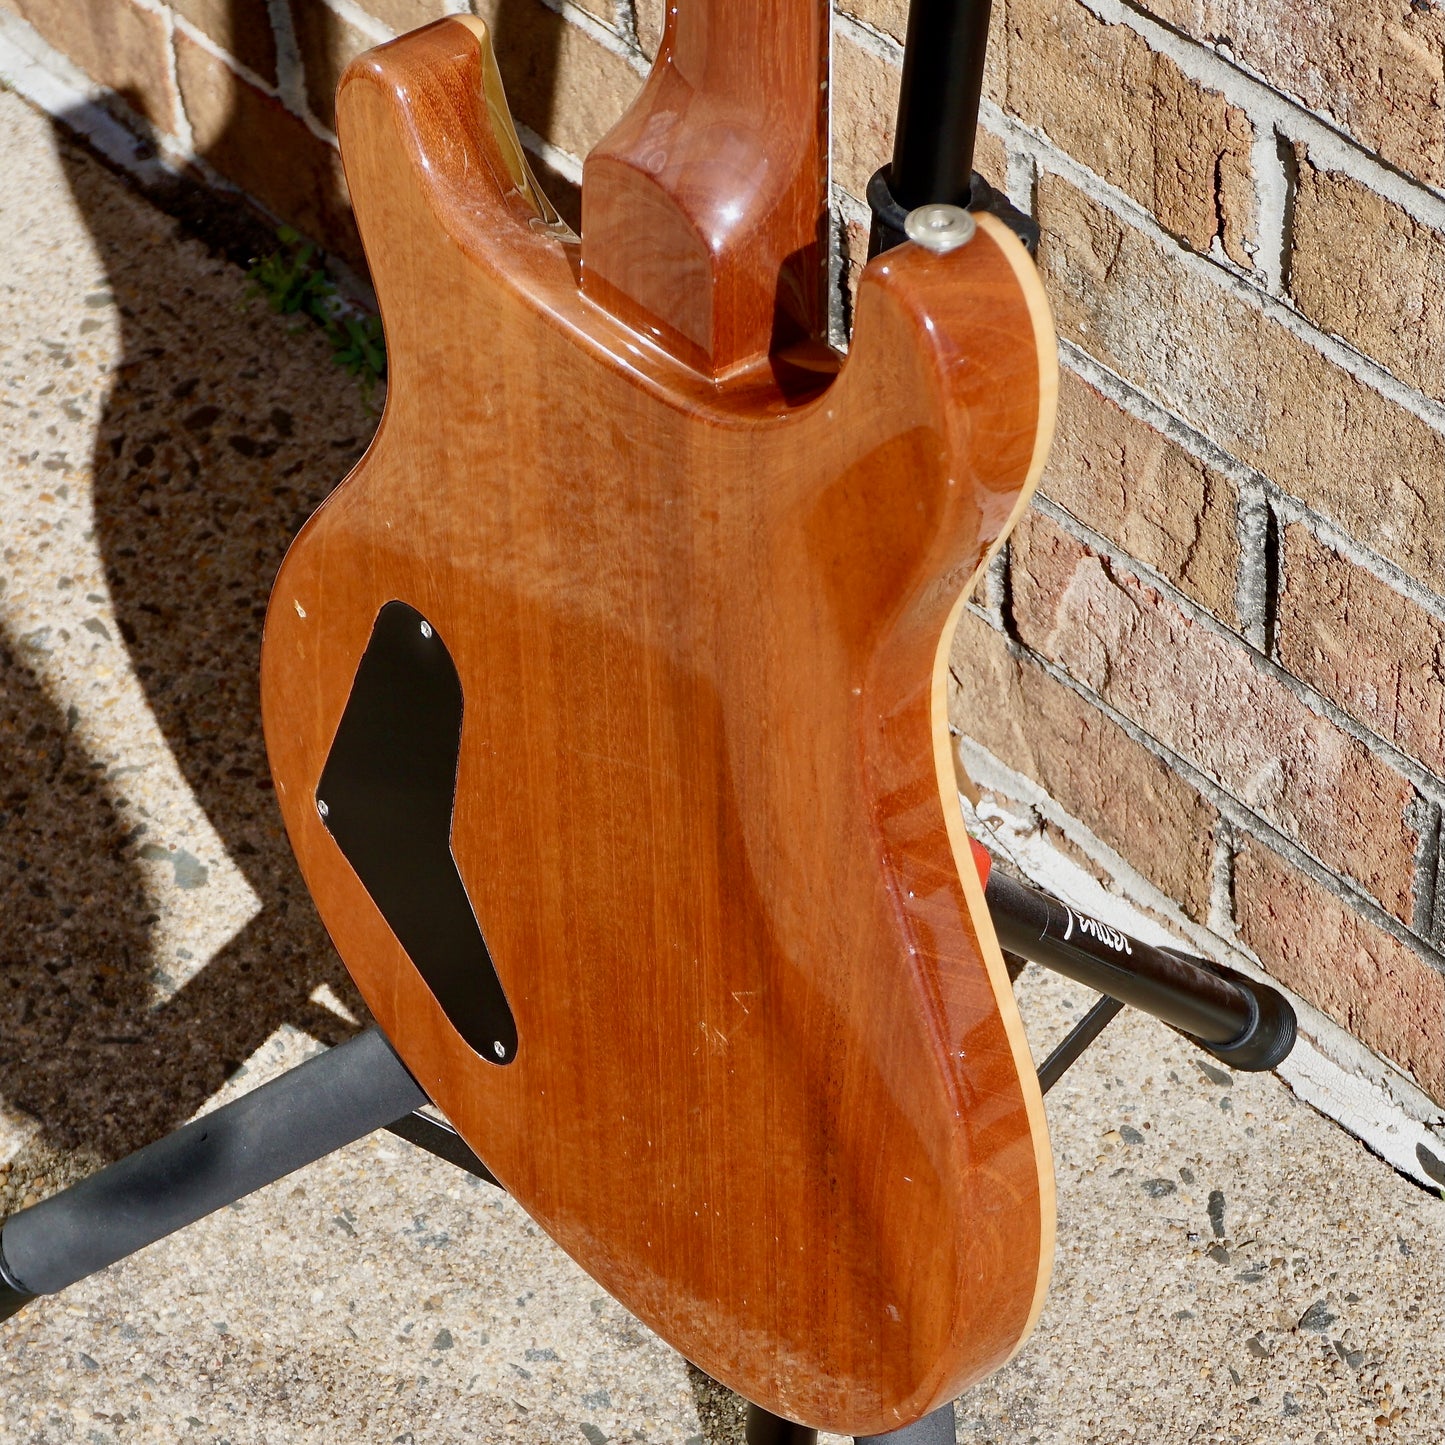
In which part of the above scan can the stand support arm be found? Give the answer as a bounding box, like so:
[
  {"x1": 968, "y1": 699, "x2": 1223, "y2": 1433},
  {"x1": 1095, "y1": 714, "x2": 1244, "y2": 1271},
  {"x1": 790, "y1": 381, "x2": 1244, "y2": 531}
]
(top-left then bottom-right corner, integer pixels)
[{"x1": 0, "y1": 1027, "x2": 426, "y2": 1322}]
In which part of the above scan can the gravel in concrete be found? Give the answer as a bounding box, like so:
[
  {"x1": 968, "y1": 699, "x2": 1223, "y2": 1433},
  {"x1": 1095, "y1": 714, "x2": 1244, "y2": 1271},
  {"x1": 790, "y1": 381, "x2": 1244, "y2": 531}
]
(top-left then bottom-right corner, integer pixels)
[{"x1": 0, "y1": 84, "x2": 1442, "y2": 1445}]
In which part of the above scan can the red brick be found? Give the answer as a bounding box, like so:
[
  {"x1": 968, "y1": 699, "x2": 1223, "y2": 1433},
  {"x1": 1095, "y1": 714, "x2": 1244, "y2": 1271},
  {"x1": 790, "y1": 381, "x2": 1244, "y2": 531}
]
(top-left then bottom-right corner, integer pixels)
[
  {"x1": 1278, "y1": 523, "x2": 1445, "y2": 777},
  {"x1": 292, "y1": 0, "x2": 374, "y2": 131},
  {"x1": 832, "y1": 3, "x2": 1008, "y2": 200},
  {"x1": 838, "y1": 0, "x2": 1010, "y2": 98},
  {"x1": 1042, "y1": 371, "x2": 1240, "y2": 625},
  {"x1": 832, "y1": 34, "x2": 1010, "y2": 204},
  {"x1": 174, "y1": 31, "x2": 360, "y2": 264},
  {"x1": 1003, "y1": 0, "x2": 1255, "y2": 261},
  {"x1": 949, "y1": 609, "x2": 1219, "y2": 919},
  {"x1": 6, "y1": 0, "x2": 176, "y2": 135},
  {"x1": 569, "y1": 0, "x2": 625, "y2": 30},
  {"x1": 1235, "y1": 841, "x2": 1445, "y2": 1104},
  {"x1": 1142, "y1": 0, "x2": 1445, "y2": 187},
  {"x1": 838, "y1": 0, "x2": 912, "y2": 45},
  {"x1": 1037, "y1": 171, "x2": 1445, "y2": 597},
  {"x1": 832, "y1": 29, "x2": 904, "y2": 202},
  {"x1": 1011, "y1": 514, "x2": 1422, "y2": 922},
  {"x1": 172, "y1": 0, "x2": 277, "y2": 86},
  {"x1": 1288, "y1": 149, "x2": 1445, "y2": 405}
]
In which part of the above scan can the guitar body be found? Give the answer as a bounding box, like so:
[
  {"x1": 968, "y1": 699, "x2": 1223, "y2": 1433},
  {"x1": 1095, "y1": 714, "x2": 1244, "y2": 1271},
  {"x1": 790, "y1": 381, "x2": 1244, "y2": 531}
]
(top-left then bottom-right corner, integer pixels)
[{"x1": 261, "y1": 17, "x2": 1057, "y2": 1434}]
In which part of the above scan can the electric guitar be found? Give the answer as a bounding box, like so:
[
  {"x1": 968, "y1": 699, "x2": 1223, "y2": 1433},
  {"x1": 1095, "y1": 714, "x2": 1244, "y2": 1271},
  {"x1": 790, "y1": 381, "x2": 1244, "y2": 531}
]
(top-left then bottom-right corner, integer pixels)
[{"x1": 260, "y1": 6, "x2": 1058, "y2": 1433}]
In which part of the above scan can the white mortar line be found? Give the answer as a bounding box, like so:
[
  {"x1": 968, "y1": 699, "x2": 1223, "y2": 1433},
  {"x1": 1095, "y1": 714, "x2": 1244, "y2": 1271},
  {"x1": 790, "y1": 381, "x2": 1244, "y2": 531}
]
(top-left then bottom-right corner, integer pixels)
[
  {"x1": 833, "y1": 9, "x2": 902, "y2": 66},
  {"x1": 1232, "y1": 477, "x2": 1272, "y2": 655},
  {"x1": 843, "y1": 14, "x2": 1445, "y2": 441},
  {"x1": 1267, "y1": 491, "x2": 1445, "y2": 628},
  {"x1": 959, "y1": 744, "x2": 1445, "y2": 1192},
  {"x1": 984, "y1": 97, "x2": 1445, "y2": 442},
  {"x1": 1056, "y1": 339, "x2": 1246, "y2": 473},
  {"x1": 825, "y1": 7, "x2": 841, "y2": 348},
  {"x1": 535, "y1": 0, "x2": 650, "y2": 75},
  {"x1": 1409, "y1": 796, "x2": 1443, "y2": 939},
  {"x1": 825, "y1": 203, "x2": 852, "y2": 350},
  {"x1": 845, "y1": 0, "x2": 1445, "y2": 274},
  {"x1": 172, "y1": 14, "x2": 342, "y2": 148},
  {"x1": 514, "y1": 121, "x2": 584, "y2": 188},
  {"x1": 172, "y1": 15, "x2": 284, "y2": 102},
  {"x1": 612, "y1": 0, "x2": 641, "y2": 54},
  {"x1": 154, "y1": 6, "x2": 195, "y2": 154},
  {"x1": 832, "y1": 183, "x2": 871, "y2": 232},
  {"x1": 1249, "y1": 126, "x2": 1290, "y2": 296},
  {"x1": 317, "y1": 0, "x2": 394, "y2": 45},
  {"x1": 264, "y1": 0, "x2": 307, "y2": 113},
  {"x1": 1004, "y1": 146, "x2": 1037, "y2": 215},
  {"x1": 0, "y1": 9, "x2": 182, "y2": 185},
  {"x1": 1206, "y1": 815, "x2": 1238, "y2": 939},
  {"x1": 0, "y1": 8, "x2": 379, "y2": 302},
  {"x1": 979, "y1": 546, "x2": 1010, "y2": 629}
]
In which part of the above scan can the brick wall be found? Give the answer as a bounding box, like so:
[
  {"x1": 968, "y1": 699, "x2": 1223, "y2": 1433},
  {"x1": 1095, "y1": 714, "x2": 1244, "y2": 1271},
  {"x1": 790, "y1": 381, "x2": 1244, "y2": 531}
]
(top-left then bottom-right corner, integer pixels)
[{"x1": 7, "y1": 0, "x2": 1445, "y2": 1109}]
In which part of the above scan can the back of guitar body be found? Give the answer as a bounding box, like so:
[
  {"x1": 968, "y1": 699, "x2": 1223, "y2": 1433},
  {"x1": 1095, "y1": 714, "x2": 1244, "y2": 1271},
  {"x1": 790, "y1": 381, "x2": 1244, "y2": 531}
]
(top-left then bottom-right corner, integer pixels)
[{"x1": 261, "y1": 13, "x2": 1058, "y2": 1434}]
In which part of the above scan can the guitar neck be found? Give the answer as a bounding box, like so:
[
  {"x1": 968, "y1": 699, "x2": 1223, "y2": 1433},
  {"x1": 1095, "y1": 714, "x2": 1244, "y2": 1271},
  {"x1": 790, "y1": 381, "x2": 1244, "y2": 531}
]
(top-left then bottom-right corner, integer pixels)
[
  {"x1": 668, "y1": 2, "x2": 825, "y2": 98},
  {"x1": 581, "y1": 0, "x2": 830, "y2": 378}
]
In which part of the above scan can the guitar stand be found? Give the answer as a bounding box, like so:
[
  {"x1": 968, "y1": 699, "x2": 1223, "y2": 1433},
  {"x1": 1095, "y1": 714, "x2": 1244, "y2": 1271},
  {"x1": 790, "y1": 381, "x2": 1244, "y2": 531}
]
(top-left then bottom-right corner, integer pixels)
[{"x1": 0, "y1": 866, "x2": 1294, "y2": 1443}]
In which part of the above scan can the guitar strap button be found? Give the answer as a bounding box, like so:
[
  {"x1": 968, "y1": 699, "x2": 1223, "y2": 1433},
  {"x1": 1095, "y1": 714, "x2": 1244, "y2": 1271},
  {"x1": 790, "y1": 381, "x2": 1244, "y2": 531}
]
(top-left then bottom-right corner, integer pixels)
[{"x1": 904, "y1": 203, "x2": 977, "y2": 253}]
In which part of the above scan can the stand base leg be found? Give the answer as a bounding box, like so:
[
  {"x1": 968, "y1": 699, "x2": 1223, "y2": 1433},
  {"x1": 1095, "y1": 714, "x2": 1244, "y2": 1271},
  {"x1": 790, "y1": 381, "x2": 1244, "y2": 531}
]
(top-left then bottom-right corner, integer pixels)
[
  {"x1": 0, "y1": 1247, "x2": 35, "y2": 1324},
  {"x1": 745, "y1": 1403, "x2": 817, "y2": 1444},
  {"x1": 0, "y1": 1027, "x2": 426, "y2": 1313},
  {"x1": 744, "y1": 1400, "x2": 957, "y2": 1445},
  {"x1": 856, "y1": 1402, "x2": 957, "y2": 1444}
]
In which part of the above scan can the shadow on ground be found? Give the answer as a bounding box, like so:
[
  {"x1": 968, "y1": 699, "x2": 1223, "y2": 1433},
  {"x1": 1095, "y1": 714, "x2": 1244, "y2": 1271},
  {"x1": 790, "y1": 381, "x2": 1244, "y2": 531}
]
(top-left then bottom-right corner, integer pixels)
[
  {"x1": 0, "y1": 0, "x2": 585, "y2": 1169},
  {"x1": 0, "y1": 124, "x2": 374, "y2": 1174}
]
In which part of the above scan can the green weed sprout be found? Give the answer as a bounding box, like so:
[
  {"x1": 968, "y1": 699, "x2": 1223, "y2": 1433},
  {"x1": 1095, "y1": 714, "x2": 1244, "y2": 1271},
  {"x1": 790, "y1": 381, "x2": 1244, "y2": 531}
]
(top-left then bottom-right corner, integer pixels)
[{"x1": 247, "y1": 227, "x2": 386, "y2": 397}]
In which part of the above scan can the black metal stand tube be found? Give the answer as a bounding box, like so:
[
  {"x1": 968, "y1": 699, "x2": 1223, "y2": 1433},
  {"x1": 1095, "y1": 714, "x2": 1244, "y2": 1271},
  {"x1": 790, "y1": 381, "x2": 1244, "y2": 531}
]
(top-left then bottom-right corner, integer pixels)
[
  {"x1": 0, "y1": 1027, "x2": 426, "y2": 1314},
  {"x1": 866, "y1": 0, "x2": 1038, "y2": 258},
  {"x1": 891, "y1": 0, "x2": 994, "y2": 209},
  {"x1": 986, "y1": 870, "x2": 1296, "y2": 1072},
  {"x1": 745, "y1": 1405, "x2": 817, "y2": 1445},
  {"x1": 1036, "y1": 995, "x2": 1125, "y2": 1094}
]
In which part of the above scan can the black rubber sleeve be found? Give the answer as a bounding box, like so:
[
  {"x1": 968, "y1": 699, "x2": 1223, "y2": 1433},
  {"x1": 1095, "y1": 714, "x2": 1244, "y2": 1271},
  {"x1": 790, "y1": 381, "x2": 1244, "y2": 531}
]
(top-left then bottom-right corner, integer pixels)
[
  {"x1": 986, "y1": 869, "x2": 1296, "y2": 1072},
  {"x1": 0, "y1": 1027, "x2": 426, "y2": 1297}
]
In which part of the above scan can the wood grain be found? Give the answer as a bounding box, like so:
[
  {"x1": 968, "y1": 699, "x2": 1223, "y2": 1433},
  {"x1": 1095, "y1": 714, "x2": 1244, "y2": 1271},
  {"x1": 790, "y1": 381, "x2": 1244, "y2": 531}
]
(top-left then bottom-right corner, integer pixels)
[
  {"x1": 580, "y1": 0, "x2": 829, "y2": 377},
  {"x1": 261, "y1": 18, "x2": 1057, "y2": 1434}
]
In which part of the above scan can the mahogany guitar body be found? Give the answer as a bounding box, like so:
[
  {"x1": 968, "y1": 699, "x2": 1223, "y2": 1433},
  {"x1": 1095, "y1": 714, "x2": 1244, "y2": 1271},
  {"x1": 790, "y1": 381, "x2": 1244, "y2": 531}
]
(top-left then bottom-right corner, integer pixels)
[{"x1": 260, "y1": 17, "x2": 1058, "y2": 1434}]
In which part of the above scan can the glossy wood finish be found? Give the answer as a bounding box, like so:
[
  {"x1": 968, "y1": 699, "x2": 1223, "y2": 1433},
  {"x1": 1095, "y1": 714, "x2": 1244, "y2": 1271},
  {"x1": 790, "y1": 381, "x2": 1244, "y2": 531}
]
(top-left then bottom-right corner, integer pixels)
[
  {"x1": 260, "y1": 18, "x2": 1057, "y2": 1434},
  {"x1": 580, "y1": 0, "x2": 829, "y2": 376}
]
